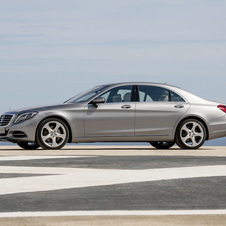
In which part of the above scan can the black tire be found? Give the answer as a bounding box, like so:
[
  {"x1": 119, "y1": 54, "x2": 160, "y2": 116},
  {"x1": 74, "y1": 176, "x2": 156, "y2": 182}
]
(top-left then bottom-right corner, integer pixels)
[
  {"x1": 176, "y1": 118, "x2": 206, "y2": 149},
  {"x1": 150, "y1": 141, "x2": 175, "y2": 149},
  {"x1": 17, "y1": 141, "x2": 40, "y2": 150},
  {"x1": 36, "y1": 118, "x2": 69, "y2": 150}
]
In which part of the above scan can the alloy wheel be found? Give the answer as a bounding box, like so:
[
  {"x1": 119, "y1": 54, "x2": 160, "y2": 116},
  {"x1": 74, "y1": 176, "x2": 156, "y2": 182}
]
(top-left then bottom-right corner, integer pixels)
[
  {"x1": 37, "y1": 118, "x2": 69, "y2": 149},
  {"x1": 176, "y1": 119, "x2": 206, "y2": 149}
]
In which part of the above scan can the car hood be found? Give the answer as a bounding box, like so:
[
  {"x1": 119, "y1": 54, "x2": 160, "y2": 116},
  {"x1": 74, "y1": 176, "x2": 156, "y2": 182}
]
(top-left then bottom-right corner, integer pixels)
[{"x1": 3, "y1": 103, "x2": 83, "y2": 115}]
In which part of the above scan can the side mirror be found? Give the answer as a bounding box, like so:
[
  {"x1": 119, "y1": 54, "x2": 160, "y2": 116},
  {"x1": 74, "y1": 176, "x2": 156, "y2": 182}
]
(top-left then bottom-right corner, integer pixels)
[{"x1": 90, "y1": 97, "x2": 105, "y2": 105}]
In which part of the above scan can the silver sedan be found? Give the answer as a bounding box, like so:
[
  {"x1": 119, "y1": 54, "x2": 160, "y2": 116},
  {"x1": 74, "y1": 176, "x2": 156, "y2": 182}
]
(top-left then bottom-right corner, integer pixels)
[{"x1": 0, "y1": 82, "x2": 226, "y2": 150}]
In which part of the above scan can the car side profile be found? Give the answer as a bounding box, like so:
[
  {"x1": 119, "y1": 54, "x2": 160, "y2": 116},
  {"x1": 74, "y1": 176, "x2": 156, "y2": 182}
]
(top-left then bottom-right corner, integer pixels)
[{"x1": 0, "y1": 82, "x2": 226, "y2": 150}]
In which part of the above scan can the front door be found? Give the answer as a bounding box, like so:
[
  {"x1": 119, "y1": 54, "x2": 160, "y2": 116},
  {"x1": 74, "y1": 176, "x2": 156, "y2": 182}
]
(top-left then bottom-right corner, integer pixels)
[{"x1": 84, "y1": 85, "x2": 135, "y2": 137}]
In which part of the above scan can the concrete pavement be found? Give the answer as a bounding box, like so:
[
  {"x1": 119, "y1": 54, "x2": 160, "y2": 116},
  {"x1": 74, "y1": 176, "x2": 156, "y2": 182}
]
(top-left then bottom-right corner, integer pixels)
[{"x1": 0, "y1": 145, "x2": 226, "y2": 225}]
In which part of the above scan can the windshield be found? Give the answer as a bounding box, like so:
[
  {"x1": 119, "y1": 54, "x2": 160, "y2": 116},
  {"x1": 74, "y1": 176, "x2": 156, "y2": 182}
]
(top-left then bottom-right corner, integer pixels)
[{"x1": 65, "y1": 85, "x2": 111, "y2": 103}]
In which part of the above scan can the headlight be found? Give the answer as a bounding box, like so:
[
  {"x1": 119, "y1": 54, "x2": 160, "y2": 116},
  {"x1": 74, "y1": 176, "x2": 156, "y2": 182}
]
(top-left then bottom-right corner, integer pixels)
[{"x1": 14, "y1": 112, "x2": 38, "y2": 124}]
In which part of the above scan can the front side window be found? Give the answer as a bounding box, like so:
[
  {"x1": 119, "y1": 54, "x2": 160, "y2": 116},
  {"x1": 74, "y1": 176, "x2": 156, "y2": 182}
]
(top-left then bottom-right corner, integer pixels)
[{"x1": 99, "y1": 86, "x2": 133, "y2": 103}]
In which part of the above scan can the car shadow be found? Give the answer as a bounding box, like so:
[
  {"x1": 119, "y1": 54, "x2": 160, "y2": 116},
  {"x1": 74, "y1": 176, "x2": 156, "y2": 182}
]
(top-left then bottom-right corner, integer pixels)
[{"x1": 0, "y1": 146, "x2": 216, "y2": 151}]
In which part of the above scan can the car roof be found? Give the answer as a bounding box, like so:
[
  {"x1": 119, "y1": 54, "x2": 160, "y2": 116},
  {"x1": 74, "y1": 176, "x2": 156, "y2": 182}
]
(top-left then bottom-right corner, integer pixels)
[{"x1": 103, "y1": 82, "x2": 180, "y2": 89}]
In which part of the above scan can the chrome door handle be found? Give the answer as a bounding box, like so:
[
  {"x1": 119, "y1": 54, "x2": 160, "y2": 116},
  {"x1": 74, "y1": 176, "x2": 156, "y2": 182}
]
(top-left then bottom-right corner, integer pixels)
[
  {"x1": 174, "y1": 104, "x2": 184, "y2": 108},
  {"x1": 121, "y1": 105, "x2": 131, "y2": 109}
]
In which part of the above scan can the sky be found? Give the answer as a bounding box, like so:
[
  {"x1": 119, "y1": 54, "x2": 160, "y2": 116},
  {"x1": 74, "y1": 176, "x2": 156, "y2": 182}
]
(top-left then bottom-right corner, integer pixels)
[{"x1": 0, "y1": 0, "x2": 226, "y2": 145}]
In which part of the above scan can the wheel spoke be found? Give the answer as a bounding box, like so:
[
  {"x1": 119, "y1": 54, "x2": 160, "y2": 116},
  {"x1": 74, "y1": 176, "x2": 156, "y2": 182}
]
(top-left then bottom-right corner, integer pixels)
[
  {"x1": 54, "y1": 122, "x2": 62, "y2": 132},
  {"x1": 43, "y1": 123, "x2": 53, "y2": 134},
  {"x1": 181, "y1": 124, "x2": 190, "y2": 134},
  {"x1": 181, "y1": 134, "x2": 190, "y2": 144},
  {"x1": 191, "y1": 136, "x2": 199, "y2": 147},
  {"x1": 51, "y1": 137, "x2": 58, "y2": 148},
  {"x1": 56, "y1": 133, "x2": 66, "y2": 140},
  {"x1": 41, "y1": 134, "x2": 51, "y2": 142},
  {"x1": 195, "y1": 130, "x2": 204, "y2": 138},
  {"x1": 191, "y1": 122, "x2": 199, "y2": 131}
]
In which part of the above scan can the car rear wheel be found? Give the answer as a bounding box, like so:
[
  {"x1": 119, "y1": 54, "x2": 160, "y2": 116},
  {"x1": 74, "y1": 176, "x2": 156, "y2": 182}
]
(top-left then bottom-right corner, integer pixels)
[
  {"x1": 36, "y1": 118, "x2": 69, "y2": 150},
  {"x1": 150, "y1": 141, "x2": 175, "y2": 149},
  {"x1": 17, "y1": 141, "x2": 40, "y2": 150},
  {"x1": 176, "y1": 119, "x2": 206, "y2": 149}
]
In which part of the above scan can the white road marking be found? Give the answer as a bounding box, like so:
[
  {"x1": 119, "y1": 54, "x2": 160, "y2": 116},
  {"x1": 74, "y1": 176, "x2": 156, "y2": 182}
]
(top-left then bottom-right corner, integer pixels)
[
  {"x1": 1, "y1": 155, "x2": 226, "y2": 218},
  {"x1": 1, "y1": 210, "x2": 226, "y2": 218},
  {"x1": 0, "y1": 156, "x2": 94, "y2": 161},
  {"x1": 1, "y1": 165, "x2": 226, "y2": 195}
]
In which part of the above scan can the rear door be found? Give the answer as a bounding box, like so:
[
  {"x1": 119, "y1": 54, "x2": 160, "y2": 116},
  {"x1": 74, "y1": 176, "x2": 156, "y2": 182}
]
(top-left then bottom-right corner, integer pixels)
[{"x1": 135, "y1": 85, "x2": 190, "y2": 136}]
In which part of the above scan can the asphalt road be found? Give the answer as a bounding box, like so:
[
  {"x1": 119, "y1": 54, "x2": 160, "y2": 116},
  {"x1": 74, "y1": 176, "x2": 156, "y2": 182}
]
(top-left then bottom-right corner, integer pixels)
[{"x1": 0, "y1": 145, "x2": 226, "y2": 225}]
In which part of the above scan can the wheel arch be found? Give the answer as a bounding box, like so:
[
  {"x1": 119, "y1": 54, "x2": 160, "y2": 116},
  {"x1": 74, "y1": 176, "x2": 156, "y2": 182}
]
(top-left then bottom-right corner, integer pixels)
[
  {"x1": 35, "y1": 115, "x2": 73, "y2": 143},
  {"x1": 175, "y1": 116, "x2": 209, "y2": 141}
]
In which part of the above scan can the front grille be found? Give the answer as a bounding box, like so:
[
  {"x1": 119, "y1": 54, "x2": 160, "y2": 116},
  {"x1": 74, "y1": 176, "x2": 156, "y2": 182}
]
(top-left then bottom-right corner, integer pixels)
[{"x1": 0, "y1": 114, "x2": 14, "y2": 127}]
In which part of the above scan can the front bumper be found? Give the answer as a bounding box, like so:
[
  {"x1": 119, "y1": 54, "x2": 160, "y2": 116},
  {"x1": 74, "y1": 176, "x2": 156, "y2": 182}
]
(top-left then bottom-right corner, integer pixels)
[{"x1": 0, "y1": 117, "x2": 40, "y2": 143}]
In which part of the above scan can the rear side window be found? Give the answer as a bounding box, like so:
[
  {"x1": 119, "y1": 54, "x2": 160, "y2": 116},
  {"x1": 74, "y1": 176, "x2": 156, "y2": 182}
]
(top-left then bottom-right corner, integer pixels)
[
  {"x1": 138, "y1": 85, "x2": 185, "y2": 102},
  {"x1": 170, "y1": 91, "x2": 185, "y2": 102},
  {"x1": 138, "y1": 85, "x2": 170, "y2": 102}
]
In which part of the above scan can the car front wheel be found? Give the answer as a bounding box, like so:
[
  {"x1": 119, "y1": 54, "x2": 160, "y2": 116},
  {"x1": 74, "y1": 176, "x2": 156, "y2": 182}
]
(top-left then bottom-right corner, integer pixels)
[
  {"x1": 176, "y1": 119, "x2": 206, "y2": 149},
  {"x1": 36, "y1": 118, "x2": 69, "y2": 150}
]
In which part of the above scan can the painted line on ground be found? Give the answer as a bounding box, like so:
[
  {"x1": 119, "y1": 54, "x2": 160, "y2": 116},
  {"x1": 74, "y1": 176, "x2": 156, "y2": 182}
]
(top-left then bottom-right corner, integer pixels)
[
  {"x1": 1, "y1": 165, "x2": 226, "y2": 195},
  {"x1": 1, "y1": 210, "x2": 226, "y2": 218},
  {"x1": 0, "y1": 156, "x2": 95, "y2": 161}
]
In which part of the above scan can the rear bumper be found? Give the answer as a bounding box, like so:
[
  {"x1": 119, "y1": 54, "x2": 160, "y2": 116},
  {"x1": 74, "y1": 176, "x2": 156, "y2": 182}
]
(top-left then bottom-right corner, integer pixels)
[
  {"x1": 208, "y1": 120, "x2": 226, "y2": 140},
  {"x1": 209, "y1": 129, "x2": 226, "y2": 140}
]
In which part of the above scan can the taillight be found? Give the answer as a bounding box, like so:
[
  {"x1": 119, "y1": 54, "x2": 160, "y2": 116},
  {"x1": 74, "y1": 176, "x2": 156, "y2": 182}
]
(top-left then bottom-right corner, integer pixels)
[{"x1": 218, "y1": 105, "x2": 226, "y2": 113}]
